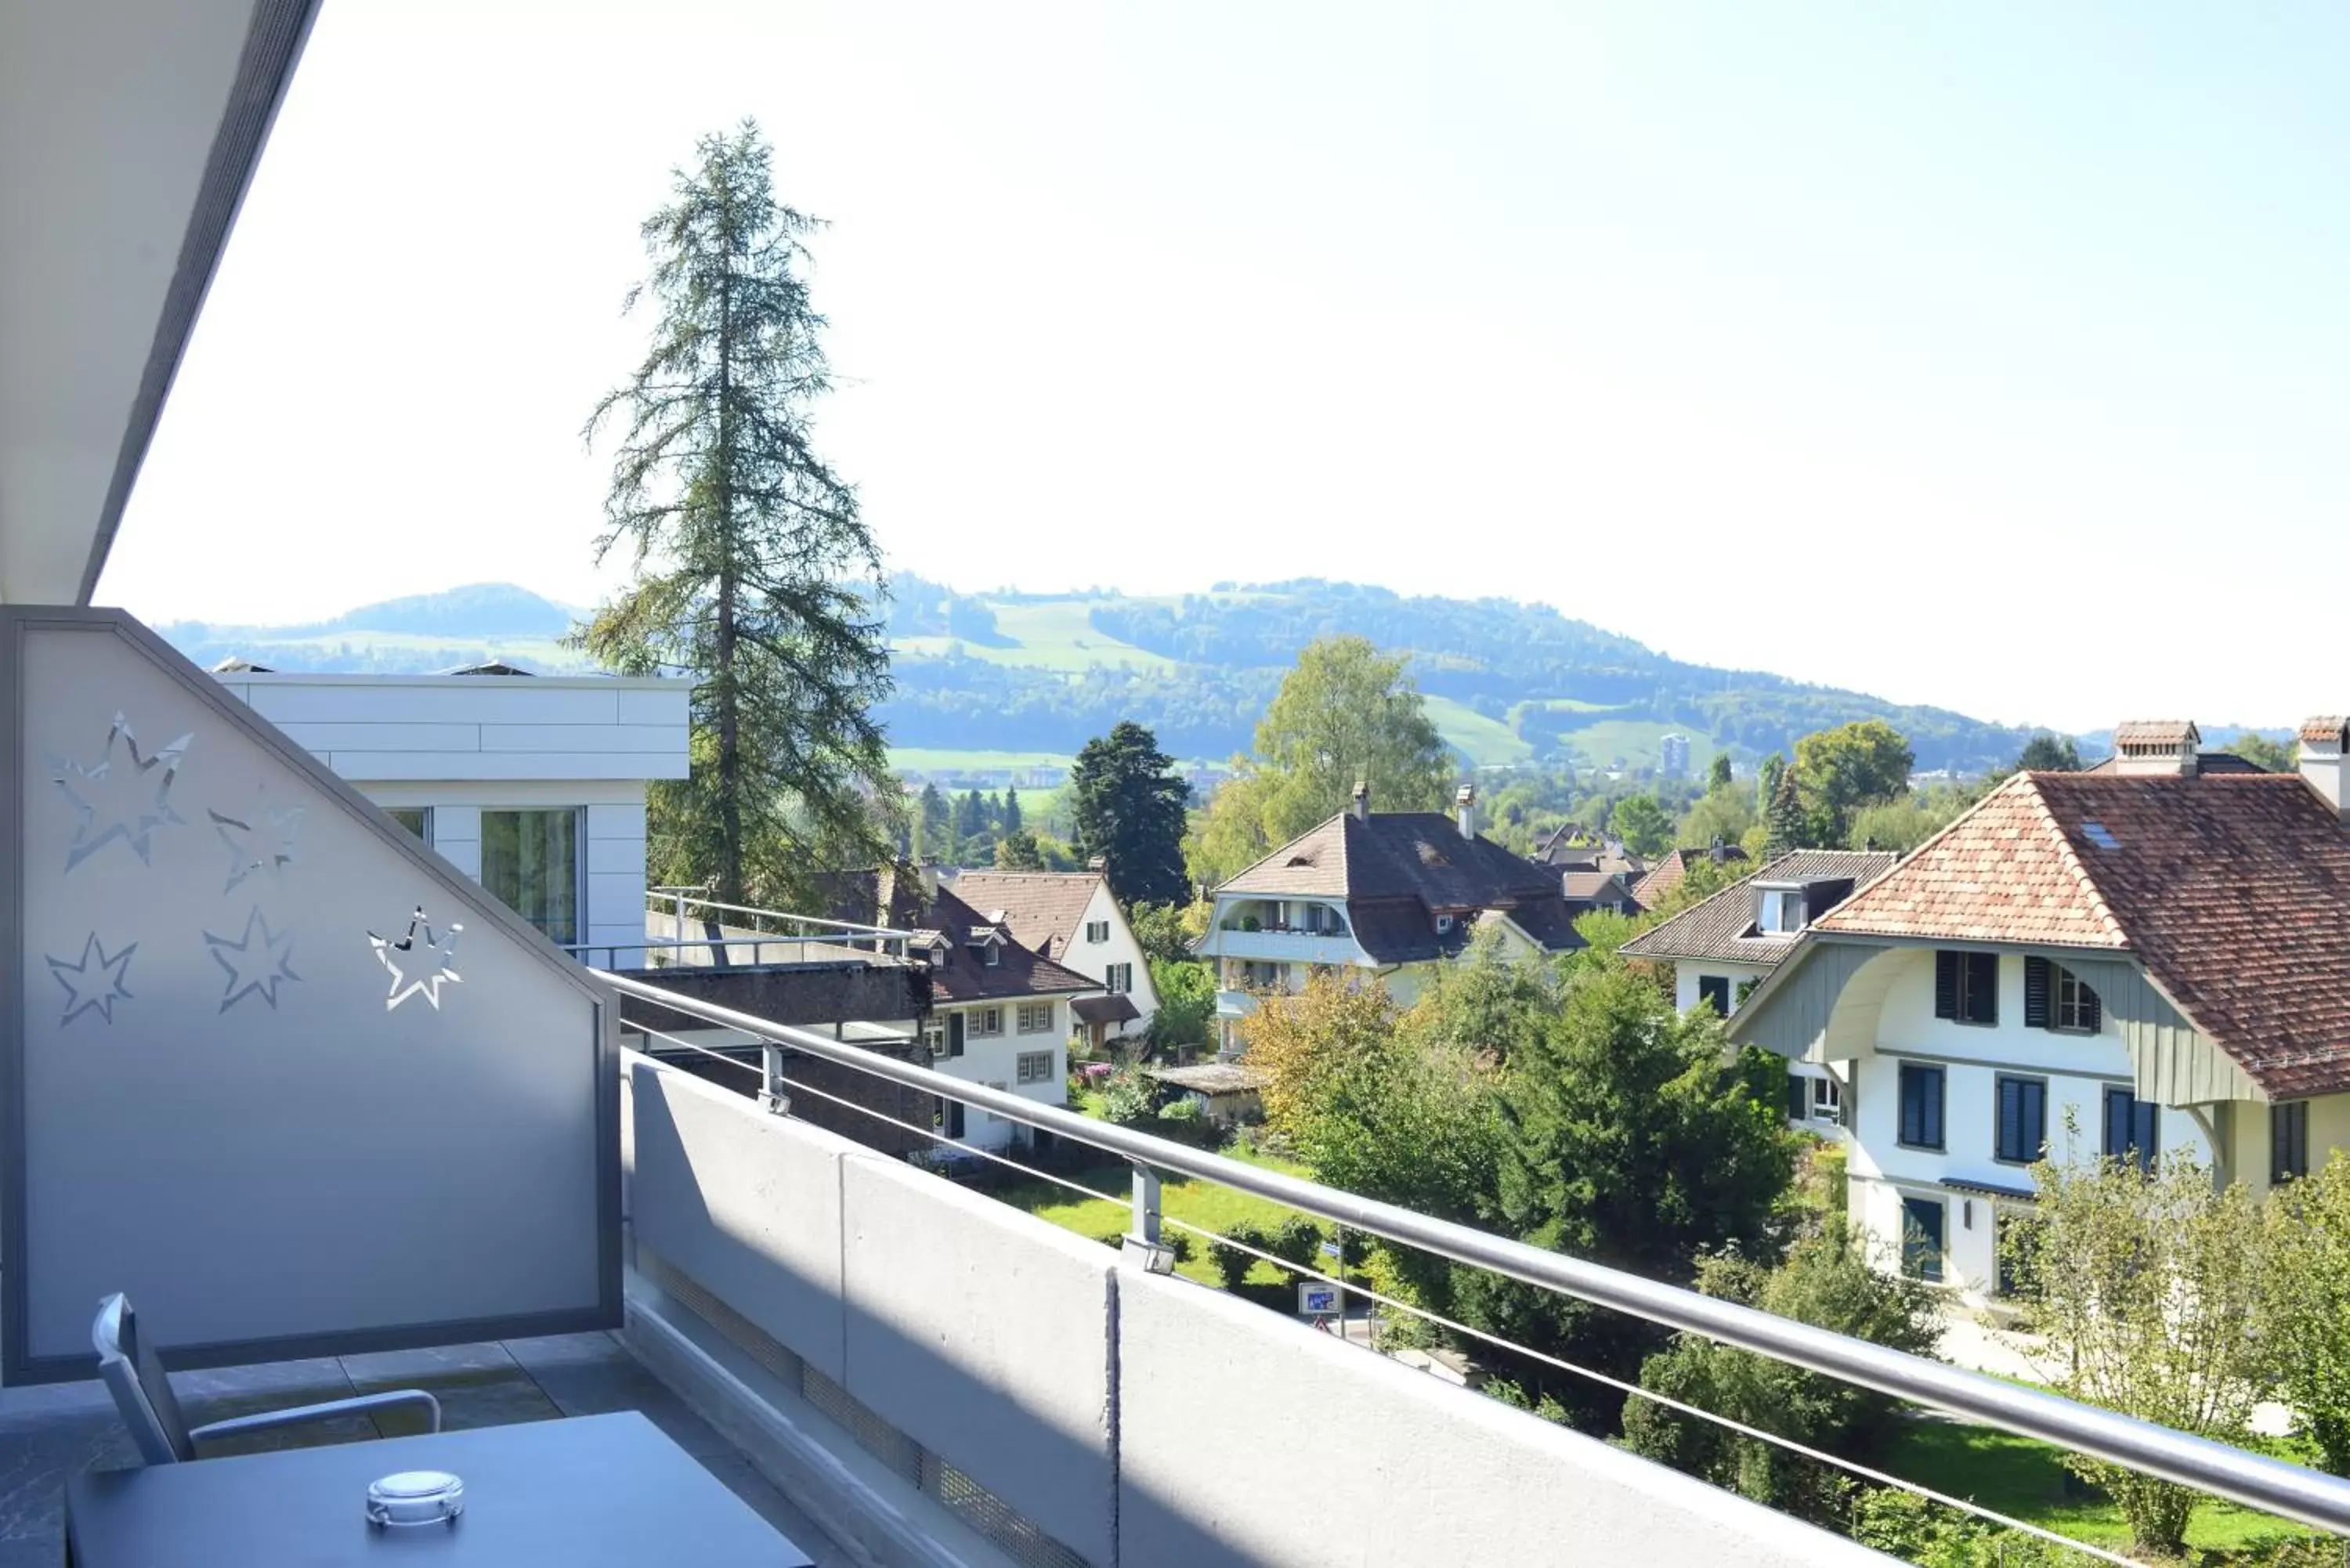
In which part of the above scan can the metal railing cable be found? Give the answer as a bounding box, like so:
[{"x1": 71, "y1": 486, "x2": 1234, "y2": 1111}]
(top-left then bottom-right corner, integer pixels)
[
  {"x1": 618, "y1": 1013, "x2": 2130, "y2": 1563},
  {"x1": 602, "y1": 970, "x2": 2350, "y2": 1539}
]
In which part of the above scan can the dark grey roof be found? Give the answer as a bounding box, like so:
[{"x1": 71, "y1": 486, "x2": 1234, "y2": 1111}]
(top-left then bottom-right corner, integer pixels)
[{"x1": 1618, "y1": 850, "x2": 1899, "y2": 965}]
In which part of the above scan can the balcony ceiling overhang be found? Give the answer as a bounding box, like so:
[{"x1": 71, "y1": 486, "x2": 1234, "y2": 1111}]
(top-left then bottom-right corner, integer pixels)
[{"x1": 0, "y1": 0, "x2": 318, "y2": 605}]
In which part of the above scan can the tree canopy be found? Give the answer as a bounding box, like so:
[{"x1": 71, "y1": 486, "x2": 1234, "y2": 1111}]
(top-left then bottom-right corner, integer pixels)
[
  {"x1": 1791, "y1": 719, "x2": 1913, "y2": 844},
  {"x1": 1069, "y1": 721, "x2": 1191, "y2": 905}
]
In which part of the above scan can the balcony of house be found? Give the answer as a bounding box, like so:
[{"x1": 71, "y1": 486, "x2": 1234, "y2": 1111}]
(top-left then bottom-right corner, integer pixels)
[
  {"x1": 1203, "y1": 898, "x2": 1359, "y2": 965},
  {"x1": 1215, "y1": 988, "x2": 1260, "y2": 1021}
]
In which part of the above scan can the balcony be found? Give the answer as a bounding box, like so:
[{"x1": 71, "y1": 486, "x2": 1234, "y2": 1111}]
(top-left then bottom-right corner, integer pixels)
[
  {"x1": 1216, "y1": 988, "x2": 1261, "y2": 1020},
  {"x1": 9, "y1": 614, "x2": 2350, "y2": 1567},
  {"x1": 1206, "y1": 926, "x2": 1359, "y2": 963}
]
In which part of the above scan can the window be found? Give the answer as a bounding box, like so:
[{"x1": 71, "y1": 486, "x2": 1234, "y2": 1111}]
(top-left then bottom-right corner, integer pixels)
[
  {"x1": 1995, "y1": 1075, "x2": 2047, "y2": 1165},
  {"x1": 922, "y1": 1019, "x2": 945, "y2": 1057},
  {"x1": 1106, "y1": 962, "x2": 1133, "y2": 994},
  {"x1": 1696, "y1": 975, "x2": 1731, "y2": 1015},
  {"x1": 1759, "y1": 887, "x2": 1806, "y2": 934},
  {"x1": 479, "y1": 808, "x2": 580, "y2": 946},
  {"x1": 1901, "y1": 1196, "x2": 1946, "y2": 1282},
  {"x1": 1017, "y1": 1051, "x2": 1054, "y2": 1085},
  {"x1": 386, "y1": 807, "x2": 431, "y2": 845},
  {"x1": 1785, "y1": 1075, "x2": 1808, "y2": 1122},
  {"x1": 2024, "y1": 956, "x2": 2102, "y2": 1033},
  {"x1": 2102, "y1": 1086, "x2": 2158, "y2": 1172},
  {"x1": 1933, "y1": 951, "x2": 1998, "y2": 1026},
  {"x1": 971, "y1": 1006, "x2": 1003, "y2": 1037},
  {"x1": 942, "y1": 1099, "x2": 965, "y2": 1140},
  {"x1": 983, "y1": 941, "x2": 1001, "y2": 968},
  {"x1": 1897, "y1": 1063, "x2": 1946, "y2": 1150},
  {"x1": 1084, "y1": 919, "x2": 1110, "y2": 944},
  {"x1": 945, "y1": 1013, "x2": 965, "y2": 1058},
  {"x1": 1016, "y1": 1003, "x2": 1053, "y2": 1034},
  {"x1": 1434, "y1": 913, "x2": 1455, "y2": 934},
  {"x1": 2272, "y1": 1100, "x2": 2311, "y2": 1184},
  {"x1": 1810, "y1": 1075, "x2": 1842, "y2": 1124}
]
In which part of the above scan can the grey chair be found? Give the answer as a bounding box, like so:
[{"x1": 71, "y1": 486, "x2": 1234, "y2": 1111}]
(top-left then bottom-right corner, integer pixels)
[{"x1": 92, "y1": 1292, "x2": 441, "y2": 1465}]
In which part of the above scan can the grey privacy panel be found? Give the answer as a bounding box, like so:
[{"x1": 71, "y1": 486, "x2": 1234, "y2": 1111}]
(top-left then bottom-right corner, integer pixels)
[{"x1": 2, "y1": 610, "x2": 619, "y2": 1382}]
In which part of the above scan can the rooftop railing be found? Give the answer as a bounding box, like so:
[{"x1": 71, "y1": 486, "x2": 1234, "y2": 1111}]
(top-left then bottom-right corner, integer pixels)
[
  {"x1": 599, "y1": 967, "x2": 2350, "y2": 1562},
  {"x1": 560, "y1": 889, "x2": 918, "y2": 969}
]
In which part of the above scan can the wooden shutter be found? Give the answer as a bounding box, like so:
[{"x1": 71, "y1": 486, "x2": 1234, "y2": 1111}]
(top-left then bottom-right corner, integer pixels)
[
  {"x1": 2023, "y1": 957, "x2": 2051, "y2": 1029},
  {"x1": 947, "y1": 1012, "x2": 965, "y2": 1058},
  {"x1": 1934, "y1": 952, "x2": 1960, "y2": 1020},
  {"x1": 2080, "y1": 977, "x2": 2102, "y2": 1033},
  {"x1": 1966, "y1": 952, "x2": 1999, "y2": 1024}
]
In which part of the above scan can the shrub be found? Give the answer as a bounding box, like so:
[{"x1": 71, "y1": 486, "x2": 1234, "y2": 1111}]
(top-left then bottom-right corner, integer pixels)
[
  {"x1": 1268, "y1": 1216, "x2": 1324, "y2": 1271},
  {"x1": 1097, "y1": 1068, "x2": 1156, "y2": 1126},
  {"x1": 1211, "y1": 1223, "x2": 1268, "y2": 1291}
]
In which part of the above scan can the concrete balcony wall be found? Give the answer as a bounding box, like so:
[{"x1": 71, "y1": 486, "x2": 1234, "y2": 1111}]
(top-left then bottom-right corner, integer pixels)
[
  {"x1": 621, "y1": 1053, "x2": 1898, "y2": 1567},
  {"x1": 1204, "y1": 929, "x2": 1363, "y2": 965},
  {"x1": 1214, "y1": 989, "x2": 1260, "y2": 1020}
]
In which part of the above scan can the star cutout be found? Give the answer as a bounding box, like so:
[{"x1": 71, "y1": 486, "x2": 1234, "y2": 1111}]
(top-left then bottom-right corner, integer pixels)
[
  {"x1": 204, "y1": 907, "x2": 302, "y2": 1013},
  {"x1": 369, "y1": 906, "x2": 464, "y2": 1011},
  {"x1": 48, "y1": 934, "x2": 138, "y2": 1026},
  {"x1": 48, "y1": 713, "x2": 192, "y2": 873},
  {"x1": 208, "y1": 784, "x2": 304, "y2": 894}
]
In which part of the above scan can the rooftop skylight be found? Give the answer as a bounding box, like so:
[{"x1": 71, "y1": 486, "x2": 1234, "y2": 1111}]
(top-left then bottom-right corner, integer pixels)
[{"x1": 2081, "y1": 821, "x2": 2121, "y2": 850}]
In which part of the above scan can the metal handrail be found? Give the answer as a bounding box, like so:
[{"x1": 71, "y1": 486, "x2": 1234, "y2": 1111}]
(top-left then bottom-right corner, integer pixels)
[
  {"x1": 596, "y1": 968, "x2": 2350, "y2": 1539},
  {"x1": 650, "y1": 893, "x2": 914, "y2": 945}
]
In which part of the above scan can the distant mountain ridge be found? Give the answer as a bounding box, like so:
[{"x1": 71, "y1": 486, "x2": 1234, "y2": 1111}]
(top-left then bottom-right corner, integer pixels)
[{"x1": 158, "y1": 577, "x2": 2126, "y2": 775}]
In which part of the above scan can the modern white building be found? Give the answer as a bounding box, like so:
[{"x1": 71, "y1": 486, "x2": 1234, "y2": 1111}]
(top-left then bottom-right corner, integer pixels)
[
  {"x1": 946, "y1": 868, "x2": 1159, "y2": 1047},
  {"x1": 212, "y1": 667, "x2": 692, "y2": 963},
  {"x1": 1195, "y1": 785, "x2": 1582, "y2": 1054},
  {"x1": 1621, "y1": 849, "x2": 1898, "y2": 1135},
  {"x1": 1732, "y1": 720, "x2": 2350, "y2": 1309}
]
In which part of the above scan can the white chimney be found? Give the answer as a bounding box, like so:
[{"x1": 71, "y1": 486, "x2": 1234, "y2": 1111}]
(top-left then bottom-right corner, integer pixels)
[
  {"x1": 2111, "y1": 720, "x2": 2200, "y2": 778},
  {"x1": 2299, "y1": 717, "x2": 2349, "y2": 818},
  {"x1": 1351, "y1": 781, "x2": 1370, "y2": 822},
  {"x1": 1455, "y1": 783, "x2": 1477, "y2": 840},
  {"x1": 917, "y1": 857, "x2": 939, "y2": 903}
]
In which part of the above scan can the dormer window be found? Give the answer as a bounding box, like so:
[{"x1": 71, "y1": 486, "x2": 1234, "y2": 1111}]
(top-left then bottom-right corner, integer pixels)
[
  {"x1": 1758, "y1": 886, "x2": 1807, "y2": 934},
  {"x1": 1434, "y1": 913, "x2": 1455, "y2": 934}
]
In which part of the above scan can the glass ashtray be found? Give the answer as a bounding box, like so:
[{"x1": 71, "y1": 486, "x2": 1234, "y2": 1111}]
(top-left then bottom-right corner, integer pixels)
[{"x1": 367, "y1": 1469, "x2": 465, "y2": 1528}]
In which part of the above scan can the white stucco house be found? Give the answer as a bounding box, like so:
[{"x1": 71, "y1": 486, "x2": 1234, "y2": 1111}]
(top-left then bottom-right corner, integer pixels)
[
  {"x1": 212, "y1": 663, "x2": 692, "y2": 963},
  {"x1": 1620, "y1": 848, "x2": 1899, "y2": 1135},
  {"x1": 817, "y1": 865, "x2": 1098, "y2": 1152},
  {"x1": 1195, "y1": 784, "x2": 1582, "y2": 1054},
  {"x1": 945, "y1": 867, "x2": 1159, "y2": 1048},
  {"x1": 1730, "y1": 719, "x2": 2350, "y2": 1310}
]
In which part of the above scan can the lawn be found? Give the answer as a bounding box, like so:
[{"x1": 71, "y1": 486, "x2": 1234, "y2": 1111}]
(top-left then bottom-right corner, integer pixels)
[
  {"x1": 1882, "y1": 1416, "x2": 2319, "y2": 1557},
  {"x1": 989, "y1": 1143, "x2": 1337, "y2": 1294},
  {"x1": 889, "y1": 747, "x2": 1074, "y2": 776}
]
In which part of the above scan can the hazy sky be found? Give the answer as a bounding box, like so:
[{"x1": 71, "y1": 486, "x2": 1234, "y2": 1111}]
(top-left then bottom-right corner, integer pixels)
[{"x1": 101, "y1": 1, "x2": 2350, "y2": 732}]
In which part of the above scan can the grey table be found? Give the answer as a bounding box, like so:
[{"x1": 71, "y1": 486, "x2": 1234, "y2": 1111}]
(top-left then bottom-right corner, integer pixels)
[{"x1": 65, "y1": 1410, "x2": 814, "y2": 1566}]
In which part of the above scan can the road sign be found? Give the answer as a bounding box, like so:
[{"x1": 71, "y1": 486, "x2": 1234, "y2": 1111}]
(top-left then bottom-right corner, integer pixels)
[
  {"x1": 1298, "y1": 1283, "x2": 1340, "y2": 1317},
  {"x1": 1318, "y1": 1240, "x2": 1341, "y2": 1259}
]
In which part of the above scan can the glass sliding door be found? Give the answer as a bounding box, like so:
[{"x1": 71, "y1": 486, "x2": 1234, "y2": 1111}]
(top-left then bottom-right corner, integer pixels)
[{"x1": 479, "y1": 808, "x2": 581, "y2": 946}]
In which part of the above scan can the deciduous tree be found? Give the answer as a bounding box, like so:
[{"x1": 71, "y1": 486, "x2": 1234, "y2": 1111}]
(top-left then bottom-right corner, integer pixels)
[
  {"x1": 2259, "y1": 1152, "x2": 2350, "y2": 1476},
  {"x1": 2005, "y1": 1125, "x2": 2270, "y2": 1558},
  {"x1": 1610, "y1": 793, "x2": 1674, "y2": 858},
  {"x1": 580, "y1": 120, "x2": 892, "y2": 905},
  {"x1": 1252, "y1": 637, "x2": 1452, "y2": 844},
  {"x1": 1792, "y1": 720, "x2": 1913, "y2": 842},
  {"x1": 2016, "y1": 732, "x2": 2083, "y2": 772}
]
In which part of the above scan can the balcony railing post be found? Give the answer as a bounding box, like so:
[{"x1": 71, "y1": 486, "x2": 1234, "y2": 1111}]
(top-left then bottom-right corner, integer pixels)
[
  {"x1": 1122, "y1": 1162, "x2": 1174, "y2": 1274},
  {"x1": 760, "y1": 1044, "x2": 790, "y2": 1117}
]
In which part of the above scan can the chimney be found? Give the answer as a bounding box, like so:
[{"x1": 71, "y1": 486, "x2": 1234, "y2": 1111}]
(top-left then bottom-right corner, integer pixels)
[
  {"x1": 916, "y1": 857, "x2": 939, "y2": 903},
  {"x1": 1350, "y1": 781, "x2": 1370, "y2": 822},
  {"x1": 1086, "y1": 854, "x2": 1106, "y2": 873},
  {"x1": 1455, "y1": 784, "x2": 1477, "y2": 840},
  {"x1": 2299, "y1": 717, "x2": 2349, "y2": 818},
  {"x1": 2111, "y1": 719, "x2": 2200, "y2": 778},
  {"x1": 1709, "y1": 834, "x2": 1726, "y2": 864}
]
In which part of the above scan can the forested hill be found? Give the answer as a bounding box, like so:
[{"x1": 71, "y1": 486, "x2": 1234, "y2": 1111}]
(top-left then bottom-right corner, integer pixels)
[
  {"x1": 877, "y1": 576, "x2": 2041, "y2": 773},
  {"x1": 155, "y1": 576, "x2": 2045, "y2": 773}
]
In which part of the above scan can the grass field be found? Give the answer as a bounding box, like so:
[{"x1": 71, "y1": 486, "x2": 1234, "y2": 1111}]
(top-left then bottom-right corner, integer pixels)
[
  {"x1": 1553, "y1": 717, "x2": 1720, "y2": 773},
  {"x1": 1882, "y1": 1417, "x2": 2316, "y2": 1556},
  {"x1": 990, "y1": 1144, "x2": 1332, "y2": 1292},
  {"x1": 888, "y1": 747, "x2": 1075, "y2": 776},
  {"x1": 891, "y1": 598, "x2": 1178, "y2": 674},
  {"x1": 1423, "y1": 695, "x2": 1536, "y2": 767}
]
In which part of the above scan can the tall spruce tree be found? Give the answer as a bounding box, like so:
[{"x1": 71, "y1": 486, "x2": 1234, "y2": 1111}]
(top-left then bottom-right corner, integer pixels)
[
  {"x1": 580, "y1": 121, "x2": 892, "y2": 905},
  {"x1": 1070, "y1": 721, "x2": 1191, "y2": 905},
  {"x1": 1003, "y1": 785, "x2": 1023, "y2": 836}
]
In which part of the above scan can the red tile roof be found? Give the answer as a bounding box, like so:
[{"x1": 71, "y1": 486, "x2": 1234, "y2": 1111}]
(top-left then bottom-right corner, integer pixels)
[
  {"x1": 1631, "y1": 845, "x2": 1748, "y2": 909},
  {"x1": 944, "y1": 870, "x2": 1104, "y2": 959},
  {"x1": 1816, "y1": 771, "x2": 2350, "y2": 1097}
]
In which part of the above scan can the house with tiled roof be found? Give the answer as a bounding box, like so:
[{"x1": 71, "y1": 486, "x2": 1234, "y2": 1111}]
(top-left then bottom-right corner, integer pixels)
[
  {"x1": 816, "y1": 864, "x2": 1099, "y2": 1151},
  {"x1": 1630, "y1": 842, "x2": 1750, "y2": 909},
  {"x1": 945, "y1": 866, "x2": 1159, "y2": 1048},
  {"x1": 1195, "y1": 783, "x2": 1582, "y2": 1054},
  {"x1": 1621, "y1": 848, "x2": 1898, "y2": 1129},
  {"x1": 1729, "y1": 718, "x2": 2350, "y2": 1309}
]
